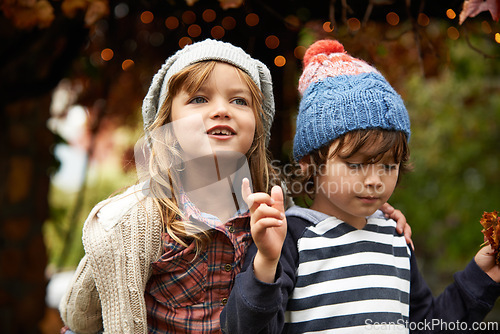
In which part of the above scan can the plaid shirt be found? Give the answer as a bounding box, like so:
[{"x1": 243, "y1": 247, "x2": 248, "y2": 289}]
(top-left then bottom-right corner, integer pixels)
[{"x1": 145, "y1": 192, "x2": 252, "y2": 333}]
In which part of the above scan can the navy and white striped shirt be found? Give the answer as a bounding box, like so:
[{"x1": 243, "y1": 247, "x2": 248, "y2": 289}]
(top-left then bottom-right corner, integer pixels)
[
  {"x1": 220, "y1": 205, "x2": 500, "y2": 334},
  {"x1": 284, "y1": 207, "x2": 410, "y2": 333}
]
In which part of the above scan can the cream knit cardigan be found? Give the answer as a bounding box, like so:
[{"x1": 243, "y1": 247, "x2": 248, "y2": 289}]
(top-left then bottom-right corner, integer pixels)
[{"x1": 59, "y1": 185, "x2": 163, "y2": 333}]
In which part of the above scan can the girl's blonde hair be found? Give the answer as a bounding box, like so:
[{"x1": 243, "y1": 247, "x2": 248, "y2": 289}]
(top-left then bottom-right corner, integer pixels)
[{"x1": 147, "y1": 60, "x2": 279, "y2": 252}]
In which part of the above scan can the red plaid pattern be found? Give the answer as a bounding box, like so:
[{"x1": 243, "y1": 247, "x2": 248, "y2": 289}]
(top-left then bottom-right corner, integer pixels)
[{"x1": 145, "y1": 192, "x2": 252, "y2": 333}]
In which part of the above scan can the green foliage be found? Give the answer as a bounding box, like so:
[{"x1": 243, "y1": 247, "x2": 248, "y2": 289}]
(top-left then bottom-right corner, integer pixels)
[
  {"x1": 390, "y1": 38, "x2": 500, "y2": 282},
  {"x1": 44, "y1": 164, "x2": 136, "y2": 270}
]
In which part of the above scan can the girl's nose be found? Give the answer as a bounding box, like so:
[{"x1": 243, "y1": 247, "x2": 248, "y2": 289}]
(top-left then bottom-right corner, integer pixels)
[{"x1": 210, "y1": 100, "x2": 231, "y2": 119}]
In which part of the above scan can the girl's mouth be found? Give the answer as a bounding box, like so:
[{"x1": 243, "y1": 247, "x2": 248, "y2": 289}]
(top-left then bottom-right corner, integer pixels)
[{"x1": 207, "y1": 126, "x2": 236, "y2": 137}]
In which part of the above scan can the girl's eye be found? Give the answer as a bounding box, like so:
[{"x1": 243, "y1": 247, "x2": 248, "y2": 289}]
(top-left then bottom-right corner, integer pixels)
[
  {"x1": 232, "y1": 98, "x2": 248, "y2": 106},
  {"x1": 189, "y1": 96, "x2": 207, "y2": 104}
]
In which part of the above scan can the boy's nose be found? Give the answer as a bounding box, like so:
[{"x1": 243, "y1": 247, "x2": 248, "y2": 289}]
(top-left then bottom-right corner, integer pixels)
[{"x1": 364, "y1": 166, "x2": 383, "y2": 189}]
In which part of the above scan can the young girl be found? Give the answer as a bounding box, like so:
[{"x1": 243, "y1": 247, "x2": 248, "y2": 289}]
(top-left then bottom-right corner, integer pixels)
[
  {"x1": 59, "y1": 39, "x2": 410, "y2": 333},
  {"x1": 59, "y1": 39, "x2": 279, "y2": 333},
  {"x1": 221, "y1": 39, "x2": 500, "y2": 333}
]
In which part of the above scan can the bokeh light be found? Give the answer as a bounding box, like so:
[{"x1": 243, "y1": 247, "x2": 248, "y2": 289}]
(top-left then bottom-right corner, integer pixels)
[
  {"x1": 274, "y1": 55, "x2": 286, "y2": 67},
  {"x1": 182, "y1": 11, "x2": 196, "y2": 24},
  {"x1": 246, "y1": 13, "x2": 259, "y2": 27},
  {"x1": 294, "y1": 45, "x2": 306, "y2": 59},
  {"x1": 386, "y1": 12, "x2": 400, "y2": 26},
  {"x1": 202, "y1": 9, "x2": 216, "y2": 22},
  {"x1": 211, "y1": 26, "x2": 225, "y2": 39},
  {"x1": 446, "y1": 9, "x2": 456, "y2": 20},
  {"x1": 141, "y1": 11, "x2": 154, "y2": 24},
  {"x1": 149, "y1": 32, "x2": 164, "y2": 47},
  {"x1": 101, "y1": 48, "x2": 114, "y2": 61},
  {"x1": 447, "y1": 26, "x2": 460, "y2": 40},
  {"x1": 417, "y1": 13, "x2": 430, "y2": 26},
  {"x1": 188, "y1": 24, "x2": 202, "y2": 37},
  {"x1": 179, "y1": 37, "x2": 192, "y2": 48},
  {"x1": 495, "y1": 33, "x2": 500, "y2": 44},
  {"x1": 222, "y1": 16, "x2": 236, "y2": 30},
  {"x1": 347, "y1": 18, "x2": 361, "y2": 31},
  {"x1": 122, "y1": 59, "x2": 134, "y2": 71},
  {"x1": 481, "y1": 21, "x2": 492, "y2": 34},
  {"x1": 265, "y1": 35, "x2": 279, "y2": 49},
  {"x1": 114, "y1": 3, "x2": 129, "y2": 19},
  {"x1": 285, "y1": 15, "x2": 301, "y2": 29},
  {"x1": 165, "y1": 16, "x2": 179, "y2": 30},
  {"x1": 323, "y1": 21, "x2": 334, "y2": 32}
]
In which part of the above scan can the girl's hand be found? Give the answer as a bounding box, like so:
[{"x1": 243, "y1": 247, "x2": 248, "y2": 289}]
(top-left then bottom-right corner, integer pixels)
[
  {"x1": 242, "y1": 178, "x2": 287, "y2": 283},
  {"x1": 475, "y1": 244, "x2": 500, "y2": 283},
  {"x1": 380, "y1": 203, "x2": 414, "y2": 251}
]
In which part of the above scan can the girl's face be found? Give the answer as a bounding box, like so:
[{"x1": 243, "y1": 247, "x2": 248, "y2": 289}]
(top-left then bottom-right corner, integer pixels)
[
  {"x1": 170, "y1": 62, "x2": 257, "y2": 159},
  {"x1": 309, "y1": 139, "x2": 400, "y2": 229}
]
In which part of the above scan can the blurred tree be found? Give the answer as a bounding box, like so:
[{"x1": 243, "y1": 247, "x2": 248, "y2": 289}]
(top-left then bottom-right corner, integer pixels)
[{"x1": 1, "y1": 0, "x2": 498, "y2": 332}]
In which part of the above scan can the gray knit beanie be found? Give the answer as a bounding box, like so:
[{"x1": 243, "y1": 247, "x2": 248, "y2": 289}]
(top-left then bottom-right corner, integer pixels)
[
  {"x1": 293, "y1": 39, "x2": 411, "y2": 161},
  {"x1": 142, "y1": 39, "x2": 275, "y2": 145}
]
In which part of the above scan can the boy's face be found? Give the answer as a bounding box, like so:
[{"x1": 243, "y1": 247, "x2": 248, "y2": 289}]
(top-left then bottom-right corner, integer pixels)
[{"x1": 308, "y1": 140, "x2": 400, "y2": 229}]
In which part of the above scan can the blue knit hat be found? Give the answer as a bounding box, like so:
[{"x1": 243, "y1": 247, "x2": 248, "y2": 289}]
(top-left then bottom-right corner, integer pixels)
[{"x1": 293, "y1": 39, "x2": 411, "y2": 161}]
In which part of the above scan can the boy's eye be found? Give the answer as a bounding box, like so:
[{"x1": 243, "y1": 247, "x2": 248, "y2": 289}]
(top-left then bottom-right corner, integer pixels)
[
  {"x1": 232, "y1": 98, "x2": 248, "y2": 106},
  {"x1": 189, "y1": 96, "x2": 207, "y2": 104},
  {"x1": 383, "y1": 164, "x2": 399, "y2": 171},
  {"x1": 347, "y1": 163, "x2": 362, "y2": 170}
]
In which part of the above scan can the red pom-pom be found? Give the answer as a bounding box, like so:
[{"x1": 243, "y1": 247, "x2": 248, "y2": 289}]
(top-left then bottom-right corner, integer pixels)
[{"x1": 303, "y1": 39, "x2": 345, "y2": 67}]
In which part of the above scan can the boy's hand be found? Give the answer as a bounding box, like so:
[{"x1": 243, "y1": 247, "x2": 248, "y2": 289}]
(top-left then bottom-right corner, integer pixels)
[
  {"x1": 242, "y1": 178, "x2": 287, "y2": 283},
  {"x1": 475, "y1": 244, "x2": 500, "y2": 283},
  {"x1": 380, "y1": 203, "x2": 414, "y2": 251}
]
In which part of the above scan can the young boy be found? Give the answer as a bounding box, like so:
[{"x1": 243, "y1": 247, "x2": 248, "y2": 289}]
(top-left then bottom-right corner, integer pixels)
[{"x1": 220, "y1": 39, "x2": 500, "y2": 333}]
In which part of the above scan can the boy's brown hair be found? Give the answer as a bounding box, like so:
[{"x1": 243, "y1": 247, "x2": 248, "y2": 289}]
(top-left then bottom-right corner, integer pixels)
[{"x1": 290, "y1": 128, "x2": 411, "y2": 199}]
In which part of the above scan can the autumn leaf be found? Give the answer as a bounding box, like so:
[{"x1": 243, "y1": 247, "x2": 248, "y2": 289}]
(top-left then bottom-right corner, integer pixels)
[
  {"x1": 480, "y1": 210, "x2": 500, "y2": 265},
  {"x1": 84, "y1": 0, "x2": 109, "y2": 26},
  {"x1": 459, "y1": 0, "x2": 500, "y2": 24},
  {"x1": 1, "y1": 0, "x2": 55, "y2": 29}
]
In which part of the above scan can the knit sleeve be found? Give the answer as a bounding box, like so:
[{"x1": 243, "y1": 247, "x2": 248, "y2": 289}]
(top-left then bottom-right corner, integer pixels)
[{"x1": 58, "y1": 254, "x2": 103, "y2": 334}]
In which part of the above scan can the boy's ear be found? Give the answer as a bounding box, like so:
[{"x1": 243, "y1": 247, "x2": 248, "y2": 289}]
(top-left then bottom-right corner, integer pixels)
[{"x1": 298, "y1": 155, "x2": 311, "y2": 174}]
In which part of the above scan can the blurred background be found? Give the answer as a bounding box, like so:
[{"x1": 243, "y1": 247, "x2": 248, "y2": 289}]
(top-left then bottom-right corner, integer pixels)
[{"x1": 1, "y1": 0, "x2": 499, "y2": 333}]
